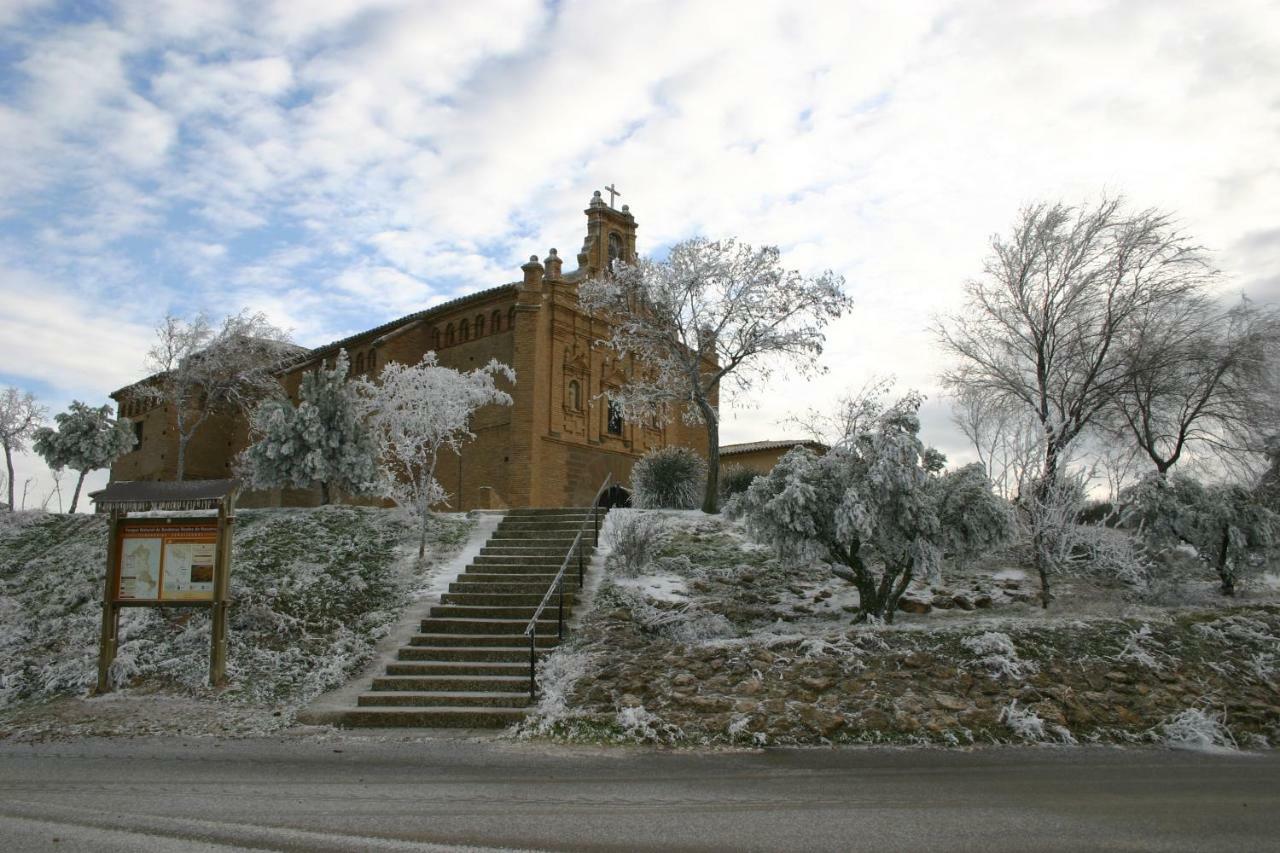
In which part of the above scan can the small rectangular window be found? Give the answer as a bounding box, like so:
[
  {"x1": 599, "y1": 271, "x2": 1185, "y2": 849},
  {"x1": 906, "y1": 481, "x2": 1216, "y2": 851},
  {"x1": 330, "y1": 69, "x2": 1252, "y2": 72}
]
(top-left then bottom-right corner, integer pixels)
[
  {"x1": 607, "y1": 399, "x2": 624, "y2": 436},
  {"x1": 133, "y1": 419, "x2": 144, "y2": 448}
]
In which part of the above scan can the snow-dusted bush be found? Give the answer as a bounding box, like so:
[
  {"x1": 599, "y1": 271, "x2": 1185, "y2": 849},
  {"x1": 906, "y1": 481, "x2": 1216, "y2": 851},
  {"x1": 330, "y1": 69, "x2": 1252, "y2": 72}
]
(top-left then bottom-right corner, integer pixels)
[
  {"x1": 615, "y1": 704, "x2": 684, "y2": 744},
  {"x1": 630, "y1": 446, "x2": 707, "y2": 509},
  {"x1": 518, "y1": 649, "x2": 594, "y2": 736},
  {"x1": 1120, "y1": 472, "x2": 1278, "y2": 596},
  {"x1": 933, "y1": 462, "x2": 1014, "y2": 579},
  {"x1": 739, "y1": 393, "x2": 1004, "y2": 623},
  {"x1": 962, "y1": 631, "x2": 1038, "y2": 680},
  {"x1": 1156, "y1": 708, "x2": 1238, "y2": 752},
  {"x1": 999, "y1": 700, "x2": 1046, "y2": 741},
  {"x1": 601, "y1": 509, "x2": 670, "y2": 576}
]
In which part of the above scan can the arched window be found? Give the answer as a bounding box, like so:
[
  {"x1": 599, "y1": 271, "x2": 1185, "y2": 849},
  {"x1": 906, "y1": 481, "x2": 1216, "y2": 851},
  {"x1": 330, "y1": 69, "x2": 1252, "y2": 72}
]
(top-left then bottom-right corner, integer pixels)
[
  {"x1": 431, "y1": 327, "x2": 441, "y2": 350},
  {"x1": 568, "y1": 380, "x2": 581, "y2": 411},
  {"x1": 446, "y1": 323, "x2": 455, "y2": 345},
  {"x1": 475, "y1": 314, "x2": 485, "y2": 336},
  {"x1": 607, "y1": 398, "x2": 624, "y2": 436},
  {"x1": 491, "y1": 310, "x2": 501, "y2": 332},
  {"x1": 508, "y1": 306, "x2": 516, "y2": 330},
  {"x1": 367, "y1": 349, "x2": 376, "y2": 374},
  {"x1": 608, "y1": 231, "x2": 623, "y2": 269},
  {"x1": 355, "y1": 352, "x2": 365, "y2": 373},
  {"x1": 460, "y1": 319, "x2": 470, "y2": 341}
]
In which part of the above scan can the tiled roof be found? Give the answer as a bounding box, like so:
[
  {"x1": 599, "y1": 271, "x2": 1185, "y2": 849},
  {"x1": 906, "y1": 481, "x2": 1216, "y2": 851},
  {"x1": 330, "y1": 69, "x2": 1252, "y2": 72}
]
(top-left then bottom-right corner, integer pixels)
[
  {"x1": 720, "y1": 439, "x2": 827, "y2": 456},
  {"x1": 284, "y1": 282, "x2": 519, "y2": 369}
]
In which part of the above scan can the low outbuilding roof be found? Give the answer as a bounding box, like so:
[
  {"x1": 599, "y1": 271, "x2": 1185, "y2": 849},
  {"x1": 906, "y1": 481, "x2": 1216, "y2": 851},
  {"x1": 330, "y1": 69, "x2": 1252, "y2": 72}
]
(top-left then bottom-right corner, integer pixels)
[{"x1": 89, "y1": 479, "x2": 239, "y2": 512}]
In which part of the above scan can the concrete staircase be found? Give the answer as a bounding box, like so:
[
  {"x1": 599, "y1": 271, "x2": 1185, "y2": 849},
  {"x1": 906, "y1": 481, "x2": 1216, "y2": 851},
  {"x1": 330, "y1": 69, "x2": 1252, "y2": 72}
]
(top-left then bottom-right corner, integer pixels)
[{"x1": 340, "y1": 507, "x2": 604, "y2": 728}]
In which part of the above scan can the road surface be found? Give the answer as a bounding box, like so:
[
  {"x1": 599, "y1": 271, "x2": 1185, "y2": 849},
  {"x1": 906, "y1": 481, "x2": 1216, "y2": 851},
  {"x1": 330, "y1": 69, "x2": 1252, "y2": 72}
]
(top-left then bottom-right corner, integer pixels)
[{"x1": 1, "y1": 735, "x2": 1276, "y2": 851}]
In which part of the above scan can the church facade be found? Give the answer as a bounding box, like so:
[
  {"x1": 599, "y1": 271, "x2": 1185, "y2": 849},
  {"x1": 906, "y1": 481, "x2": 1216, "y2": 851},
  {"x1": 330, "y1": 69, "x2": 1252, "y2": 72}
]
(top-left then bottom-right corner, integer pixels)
[{"x1": 110, "y1": 193, "x2": 710, "y2": 510}]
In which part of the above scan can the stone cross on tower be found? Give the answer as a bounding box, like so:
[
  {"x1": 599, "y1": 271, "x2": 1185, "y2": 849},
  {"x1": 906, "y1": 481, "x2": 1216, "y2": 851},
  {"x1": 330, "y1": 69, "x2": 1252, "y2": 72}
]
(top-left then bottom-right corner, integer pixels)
[{"x1": 604, "y1": 183, "x2": 621, "y2": 208}]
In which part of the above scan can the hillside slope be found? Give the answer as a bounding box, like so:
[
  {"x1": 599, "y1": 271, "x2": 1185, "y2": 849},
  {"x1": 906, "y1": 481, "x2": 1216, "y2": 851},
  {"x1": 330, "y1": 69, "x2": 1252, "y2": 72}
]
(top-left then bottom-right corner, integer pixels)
[{"x1": 0, "y1": 508, "x2": 472, "y2": 738}]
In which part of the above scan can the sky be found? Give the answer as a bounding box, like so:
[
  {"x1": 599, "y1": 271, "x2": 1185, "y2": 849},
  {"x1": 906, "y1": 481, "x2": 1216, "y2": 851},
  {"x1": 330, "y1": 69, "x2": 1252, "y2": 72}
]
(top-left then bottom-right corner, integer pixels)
[{"x1": 1, "y1": 0, "x2": 1279, "y2": 509}]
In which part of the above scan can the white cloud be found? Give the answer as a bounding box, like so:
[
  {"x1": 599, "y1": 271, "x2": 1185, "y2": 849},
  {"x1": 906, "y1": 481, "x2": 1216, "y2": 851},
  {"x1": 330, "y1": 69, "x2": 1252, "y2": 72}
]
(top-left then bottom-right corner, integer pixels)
[{"x1": 0, "y1": 0, "x2": 1277, "y2": 471}]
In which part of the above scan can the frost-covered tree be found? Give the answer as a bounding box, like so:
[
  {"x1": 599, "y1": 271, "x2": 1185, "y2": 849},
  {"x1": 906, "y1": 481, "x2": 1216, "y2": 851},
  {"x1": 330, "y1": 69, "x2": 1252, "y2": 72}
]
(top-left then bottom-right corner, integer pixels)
[
  {"x1": 130, "y1": 311, "x2": 296, "y2": 480},
  {"x1": 933, "y1": 462, "x2": 1015, "y2": 574},
  {"x1": 936, "y1": 198, "x2": 1213, "y2": 605},
  {"x1": 1121, "y1": 472, "x2": 1278, "y2": 596},
  {"x1": 740, "y1": 393, "x2": 1004, "y2": 622},
  {"x1": 242, "y1": 350, "x2": 382, "y2": 504},
  {"x1": 578, "y1": 238, "x2": 851, "y2": 514},
  {"x1": 1108, "y1": 295, "x2": 1280, "y2": 477},
  {"x1": 0, "y1": 387, "x2": 45, "y2": 512},
  {"x1": 360, "y1": 354, "x2": 514, "y2": 557},
  {"x1": 31, "y1": 401, "x2": 135, "y2": 513}
]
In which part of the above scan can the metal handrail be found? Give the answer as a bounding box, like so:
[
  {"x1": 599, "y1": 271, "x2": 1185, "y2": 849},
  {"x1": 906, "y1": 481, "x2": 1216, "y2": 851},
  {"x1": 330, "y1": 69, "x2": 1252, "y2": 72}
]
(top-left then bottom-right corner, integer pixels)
[{"x1": 523, "y1": 473, "x2": 614, "y2": 699}]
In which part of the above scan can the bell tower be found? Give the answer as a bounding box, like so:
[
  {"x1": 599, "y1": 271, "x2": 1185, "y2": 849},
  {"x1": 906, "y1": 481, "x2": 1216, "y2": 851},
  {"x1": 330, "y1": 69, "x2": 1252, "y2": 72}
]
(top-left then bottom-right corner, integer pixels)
[{"x1": 576, "y1": 188, "x2": 638, "y2": 277}]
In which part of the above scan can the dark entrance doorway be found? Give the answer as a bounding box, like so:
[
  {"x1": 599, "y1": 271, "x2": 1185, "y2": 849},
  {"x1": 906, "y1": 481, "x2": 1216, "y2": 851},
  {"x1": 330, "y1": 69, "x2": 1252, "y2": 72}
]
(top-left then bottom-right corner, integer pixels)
[{"x1": 597, "y1": 485, "x2": 632, "y2": 509}]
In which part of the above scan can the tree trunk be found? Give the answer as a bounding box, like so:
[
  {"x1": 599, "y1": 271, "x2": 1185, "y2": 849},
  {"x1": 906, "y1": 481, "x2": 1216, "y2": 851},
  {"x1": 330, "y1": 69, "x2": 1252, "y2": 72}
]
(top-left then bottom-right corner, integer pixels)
[
  {"x1": 3, "y1": 443, "x2": 13, "y2": 511},
  {"x1": 176, "y1": 434, "x2": 188, "y2": 482},
  {"x1": 418, "y1": 502, "x2": 430, "y2": 559},
  {"x1": 69, "y1": 470, "x2": 86, "y2": 514},
  {"x1": 320, "y1": 481, "x2": 332, "y2": 505},
  {"x1": 700, "y1": 402, "x2": 720, "y2": 514},
  {"x1": 1216, "y1": 524, "x2": 1235, "y2": 596},
  {"x1": 1032, "y1": 443, "x2": 1061, "y2": 608}
]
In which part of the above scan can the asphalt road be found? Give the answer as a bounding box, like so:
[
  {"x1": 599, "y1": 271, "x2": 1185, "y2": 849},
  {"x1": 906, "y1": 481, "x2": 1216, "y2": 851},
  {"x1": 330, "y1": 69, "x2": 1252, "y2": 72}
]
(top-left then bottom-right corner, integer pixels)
[{"x1": 0, "y1": 735, "x2": 1276, "y2": 852}]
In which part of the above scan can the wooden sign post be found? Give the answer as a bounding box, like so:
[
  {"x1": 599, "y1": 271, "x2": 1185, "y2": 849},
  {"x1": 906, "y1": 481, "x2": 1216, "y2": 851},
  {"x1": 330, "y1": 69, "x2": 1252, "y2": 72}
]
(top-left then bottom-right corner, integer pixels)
[{"x1": 89, "y1": 480, "x2": 239, "y2": 693}]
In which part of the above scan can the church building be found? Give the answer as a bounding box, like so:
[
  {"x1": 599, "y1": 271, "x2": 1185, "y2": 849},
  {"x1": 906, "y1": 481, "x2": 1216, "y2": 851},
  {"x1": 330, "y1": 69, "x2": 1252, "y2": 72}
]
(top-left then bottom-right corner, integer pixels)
[{"x1": 109, "y1": 192, "x2": 710, "y2": 510}]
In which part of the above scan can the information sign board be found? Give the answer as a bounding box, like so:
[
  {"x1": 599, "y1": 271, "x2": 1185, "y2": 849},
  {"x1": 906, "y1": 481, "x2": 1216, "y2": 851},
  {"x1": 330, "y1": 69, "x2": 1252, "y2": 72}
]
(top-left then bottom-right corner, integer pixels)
[{"x1": 117, "y1": 521, "x2": 218, "y2": 603}]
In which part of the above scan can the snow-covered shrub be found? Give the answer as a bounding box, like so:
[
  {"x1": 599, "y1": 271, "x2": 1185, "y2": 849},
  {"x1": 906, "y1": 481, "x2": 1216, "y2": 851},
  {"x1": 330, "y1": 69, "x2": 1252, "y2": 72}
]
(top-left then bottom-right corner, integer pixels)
[
  {"x1": 630, "y1": 446, "x2": 706, "y2": 509},
  {"x1": 932, "y1": 462, "x2": 1014, "y2": 579},
  {"x1": 1115, "y1": 623, "x2": 1167, "y2": 670},
  {"x1": 1156, "y1": 708, "x2": 1238, "y2": 752},
  {"x1": 615, "y1": 704, "x2": 683, "y2": 744},
  {"x1": 601, "y1": 509, "x2": 670, "y2": 576},
  {"x1": 32, "y1": 401, "x2": 135, "y2": 513},
  {"x1": 962, "y1": 631, "x2": 1038, "y2": 679},
  {"x1": 518, "y1": 649, "x2": 594, "y2": 736},
  {"x1": 1120, "y1": 472, "x2": 1278, "y2": 596},
  {"x1": 999, "y1": 700, "x2": 1046, "y2": 741}
]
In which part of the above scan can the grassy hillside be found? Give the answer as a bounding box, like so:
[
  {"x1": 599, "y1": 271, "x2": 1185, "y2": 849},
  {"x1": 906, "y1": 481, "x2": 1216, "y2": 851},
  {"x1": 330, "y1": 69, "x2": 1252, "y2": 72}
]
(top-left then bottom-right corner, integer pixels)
[{"x1": 0, "y1": 507, "x2": 472, "y2": 733}]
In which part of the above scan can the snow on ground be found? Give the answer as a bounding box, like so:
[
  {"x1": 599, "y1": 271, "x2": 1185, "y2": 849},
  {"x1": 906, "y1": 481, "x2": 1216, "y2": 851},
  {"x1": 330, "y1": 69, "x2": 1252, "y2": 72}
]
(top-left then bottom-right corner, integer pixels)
[{"x1": 0, "y1": 507, "x2": 473, "y2": 740}]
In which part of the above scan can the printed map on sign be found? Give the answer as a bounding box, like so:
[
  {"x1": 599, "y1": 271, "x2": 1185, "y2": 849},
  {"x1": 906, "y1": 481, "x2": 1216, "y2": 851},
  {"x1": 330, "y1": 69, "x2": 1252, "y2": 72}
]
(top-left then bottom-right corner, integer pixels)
[
  {"x1": 119, "y1": 538, "x2": 162, "y2": 599},
  {"x1": 162, "y1": 541, "x2": 216, "y2": 600}
]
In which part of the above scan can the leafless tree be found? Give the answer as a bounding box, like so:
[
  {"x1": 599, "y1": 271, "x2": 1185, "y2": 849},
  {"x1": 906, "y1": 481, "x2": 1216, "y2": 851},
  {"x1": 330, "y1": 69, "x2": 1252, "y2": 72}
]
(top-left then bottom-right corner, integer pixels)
[
  {"x1": 0, "y1": 387, "x2": 46, "y2": 511},
  {"x1": 131, "y1": 311, "x2": 296, "y2": 480},
  {"x1": 936, "y1": 198, "x2": 1213, "y2": 605},
  {"x1": 579, "y1": 238, "x2": 851, "y2": 513},
  {"x1": 1108, "y1": 295, "x2": 1280, "y2": 477},
  {"x1": 949, "y1": 386, "x2": 1045, "y2": 500}
]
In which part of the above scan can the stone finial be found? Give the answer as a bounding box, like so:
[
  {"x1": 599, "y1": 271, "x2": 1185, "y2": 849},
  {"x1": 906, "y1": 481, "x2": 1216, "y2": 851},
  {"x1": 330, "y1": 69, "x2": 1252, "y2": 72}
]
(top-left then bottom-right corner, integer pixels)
[
  {"x1": 521, "y1": 254, "x2": 544, "y2": 289},
  {"x1": 590, "y1": 190, "x2": 607, "y2": 208},
  {"x1": 544, "y1": 247, "x2": 563, "y2": 278}
]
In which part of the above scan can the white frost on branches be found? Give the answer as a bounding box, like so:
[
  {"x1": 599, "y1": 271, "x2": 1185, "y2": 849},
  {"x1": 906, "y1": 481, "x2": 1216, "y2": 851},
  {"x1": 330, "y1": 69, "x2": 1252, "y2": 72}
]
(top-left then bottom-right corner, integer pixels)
[
  {"x1": 131, "y1": 311, "x2": 297, "y2": 480},
  {"x1": 32, "y1": 401, "x2": 135, "y2": 513},
  {"x1": 242, "y1": 350, "x2": 382, "y2": 504},
  {"x1": 0, "y1": 387, "x2": 46, "y2": 511},
  {"x1": 359, "y1": 353, "x2": 514, "y2": 557},
  {"x1": 578, "y1": 237, "x2": 850, "y2": 513}
]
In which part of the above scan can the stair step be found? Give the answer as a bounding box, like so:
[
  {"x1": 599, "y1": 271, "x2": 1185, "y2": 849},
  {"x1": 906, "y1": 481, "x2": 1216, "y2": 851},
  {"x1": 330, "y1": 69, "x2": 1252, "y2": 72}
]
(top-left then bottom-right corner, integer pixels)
[
  {"x1": 385, "y1": 661, "x2": 530, "y2": 676},
  {"x1": 420, "y1": 617, "x2": 558, "y2": 635},
  {"x1": 371, "y1": 674, "x2": 530, "y2": 692},
  {"x1": 441, "y1": 592, "x2": 575, "y2": 606},
  {"x1": 407, "y1": 633, "x2": 560, "y2": 648},
  {"x1": 473, "y1": 555, "x2": 568, "y2": 566},
  {"x1": 336, "y1": 707, "x2": 527, "y2": 728},
  {"x1": 358, "y1": 691, "x2": 531, "y2": 708},
  {"x1": 398, "y1": 645, "x2": 539, "y2": 661},
  {"x1": 481, "y1": 546, "x2": 584, "y2": 557},
  {"x1": 429, "y1": 604, "x2": 569, "y2": 620}
]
